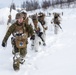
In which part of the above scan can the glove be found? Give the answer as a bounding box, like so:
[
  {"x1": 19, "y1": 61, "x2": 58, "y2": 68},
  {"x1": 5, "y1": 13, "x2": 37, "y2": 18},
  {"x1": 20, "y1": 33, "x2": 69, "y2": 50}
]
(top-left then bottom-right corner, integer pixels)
[
  {"x1": 35, "y1": 30, "x2": 40, "y2": 35},
  {"x1": 38, "y1": 32, "x2": 43, "y2": 37},
  {"x1": 2, "y1": 42, "x2": 6, "y2": 47},
  {"x1": 30, "y1": 35, "x2": 35, "y2": 40},
  {"x1": 44, "y1": 27, "x2": 48, "y2": 30}
]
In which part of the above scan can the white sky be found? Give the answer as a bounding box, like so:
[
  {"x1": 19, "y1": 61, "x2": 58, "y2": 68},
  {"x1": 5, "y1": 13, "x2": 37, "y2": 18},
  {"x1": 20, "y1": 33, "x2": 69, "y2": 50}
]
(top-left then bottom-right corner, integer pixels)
[
  {"x1": 0, "y1": 0, "x2": 24, "y2": 8},
  {"x1": 0, "y1": 0, "x2": 42, "y2": 8}
]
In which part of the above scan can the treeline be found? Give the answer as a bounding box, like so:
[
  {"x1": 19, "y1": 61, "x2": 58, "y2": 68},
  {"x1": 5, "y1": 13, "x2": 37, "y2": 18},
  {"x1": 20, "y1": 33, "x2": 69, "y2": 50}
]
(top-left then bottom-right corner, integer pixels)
[
  {"x1": 10, "y1": 0, "x2": 76, "y2": 11},
  {"x1": 21, "y1": 1, "x2": 40, "y2": 11}
]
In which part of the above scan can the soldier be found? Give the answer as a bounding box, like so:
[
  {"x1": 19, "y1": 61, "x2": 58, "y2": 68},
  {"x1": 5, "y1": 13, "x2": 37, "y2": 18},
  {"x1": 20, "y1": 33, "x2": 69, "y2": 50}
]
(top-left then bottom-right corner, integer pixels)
[
  {"x1": 21, "y1": 11, "x2": 34, "y2": 30},
  {"x1": 1, "y1": 12, "x2": 34, "y2": 71},
  {"x1": 7, "y1": 15, "x2": 12, "y2": 30},
  {"x1": 7, "y1": 15, "x2": 12, "y2": 25},
  {"x1": 38, "y1": 12, "x2": 48, "y2": 46},
  {"x1": 7, "y1": 14, "x2": 16, "y2": 30},
  {"x1": 30, "y1": 15, "x2": 43, "y2": 52},
  {"x1": 51, "y1": 12, "x2": 62, "y2": 34}
]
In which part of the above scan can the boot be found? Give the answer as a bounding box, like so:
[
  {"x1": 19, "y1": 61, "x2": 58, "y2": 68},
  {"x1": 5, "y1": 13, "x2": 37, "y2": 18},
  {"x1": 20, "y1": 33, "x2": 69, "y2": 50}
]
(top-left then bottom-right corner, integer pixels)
[
  {"x1": 19, "y1": 58, "x2": 25, "y2": 64},
  {"x1": 13, "y1": 53, "x2": 20, "y2": 71},
  {"x1": 19, "y1": 57, "x2": 25, "y2": 64},
  {"x1": 39, "y1": 41, "x2": 41, "y2": 45},
  {"x1": 43, "y1": 42, "x2": 46, "y2": 46},
  {"x1": 13, "y1": 58, "x2": 20, "y2": 71}
]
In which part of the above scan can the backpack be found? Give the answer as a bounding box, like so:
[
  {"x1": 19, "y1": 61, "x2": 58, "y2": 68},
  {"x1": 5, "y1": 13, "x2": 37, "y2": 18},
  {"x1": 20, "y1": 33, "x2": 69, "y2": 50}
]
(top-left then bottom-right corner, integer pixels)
[
  {"x1": 33, "y1": 19, "x2": 40, "y2": 33},
  {"x1": 24, "y1": 17, "x2": 28, "y2": 25},
  {"x1": 38, "y1": 16, "x2": 48, "y2": 31},
  {"x1": 38, "y1": 16, "x2": 45, "y2": 26},
  {"x1": 53, "y1": 13, "x2": 60, "y2": 25}
]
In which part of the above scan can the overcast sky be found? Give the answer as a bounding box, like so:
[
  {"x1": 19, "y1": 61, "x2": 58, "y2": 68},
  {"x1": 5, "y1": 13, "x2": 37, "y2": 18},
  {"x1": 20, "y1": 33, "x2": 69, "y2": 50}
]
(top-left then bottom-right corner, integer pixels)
[
  {"x1": 0, "y1": 0, "x2": 42, "y2": 8},
  {"x1": 0, "y1": 0, "x2": 24, "y2": 8}
]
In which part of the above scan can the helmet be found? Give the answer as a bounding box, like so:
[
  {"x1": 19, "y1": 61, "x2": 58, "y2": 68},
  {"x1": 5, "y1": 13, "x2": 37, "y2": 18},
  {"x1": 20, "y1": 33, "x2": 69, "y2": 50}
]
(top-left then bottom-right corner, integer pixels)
[
  {"x1": 15, "y1": 13, "x2": 24, "y2": 19},
  {"x1": 8, "y1": 15, "x2": 11, "y2": 18},
  {"x1": 32, "y1": 15, "x2": 37, "y2": 20},
  {"x1": 38, "y1": 12, "x2": 45, "y2": 17},
  {"x1": 21, "y1": 12, "x2": 27, "y2": 18},
  {"x1": 54, "y1": 12, "x2": 59, "y2": 17},
  {"x1": 21, "y1": 9, "x2": 27, "y2": 13},
  {"x1": 21, "y1": 12, "x2": 27, "y2": 15}
]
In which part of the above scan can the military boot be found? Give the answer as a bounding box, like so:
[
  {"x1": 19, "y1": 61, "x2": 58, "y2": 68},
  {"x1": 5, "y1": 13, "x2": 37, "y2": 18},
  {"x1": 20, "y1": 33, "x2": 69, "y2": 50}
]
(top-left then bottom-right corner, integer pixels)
[
  {"x1": 13, "y1": 53, "x2": 20, "y2": 71},
  {"x1": 39, "y1": 41, "x2": 41, "y2": 45},
  {"x1": 19, "y1": 57, "x2": 25, "y2": 64},
  {"x1": 43, "y1": 42, "x2": 46, "y2": 46}
]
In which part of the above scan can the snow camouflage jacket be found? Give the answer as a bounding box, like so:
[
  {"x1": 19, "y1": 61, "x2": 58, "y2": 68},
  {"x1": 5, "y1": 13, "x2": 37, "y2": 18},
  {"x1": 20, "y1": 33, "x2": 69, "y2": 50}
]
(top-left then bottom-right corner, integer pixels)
[
  {"x1": 2, "y1": 21, "x2": 34, "y2": 43},
  {"x1": 38, "y1": 16, "x2": 48, "y2": 30},
  {"x1": 38, "y1": 15, "x2": 45, "y2": 26},
  {"x1": 23, "y1": 17, "x2": 34, "y2": 31}
]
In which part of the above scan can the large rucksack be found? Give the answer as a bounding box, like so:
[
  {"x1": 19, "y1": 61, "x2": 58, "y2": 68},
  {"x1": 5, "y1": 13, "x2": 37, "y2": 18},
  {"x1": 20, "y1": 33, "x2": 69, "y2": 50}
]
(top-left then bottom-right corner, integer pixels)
[
  {"x1": 38, "y1": 17, "x2": 48, "y2": 31},
  {"x1": 54, "y1": 13, "x2": 60, "y2": 25},
  {"x1": 54, "y1": 17, "x2": 60, "y2": 25},
  {"x1": 24, "y1": 17, "x2": 28, "y2": 25}
]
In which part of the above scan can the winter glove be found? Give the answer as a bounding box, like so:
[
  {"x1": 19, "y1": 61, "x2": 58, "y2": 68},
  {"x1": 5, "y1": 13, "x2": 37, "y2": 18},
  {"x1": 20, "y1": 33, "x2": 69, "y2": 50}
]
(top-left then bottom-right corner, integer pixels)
[
  {"x1": 38, "y1": 32, "x2": 43, "y2": 37},
  {"x1": 35, "y1": 30, "x2": 40, "y2": 35},
  {"x1": 2, "y1": 42, "x2": 6, "y2": 47},
  {"x1": 30, "y1": 35, "x2": 35, "y2": 40},
  {"x1": 44, "y1": 27, "x2": 48, "y2": 30}
]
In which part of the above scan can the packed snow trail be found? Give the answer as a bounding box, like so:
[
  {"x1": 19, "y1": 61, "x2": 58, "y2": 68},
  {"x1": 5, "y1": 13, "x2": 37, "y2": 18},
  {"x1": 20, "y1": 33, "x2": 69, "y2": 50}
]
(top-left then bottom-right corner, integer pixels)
[
  {"x1": 0, "y1": 8, "x2": 76, "y2": 75},
  {"x1": 0, "y1": 16, "x2": 60, "y2": 75},
  {"x1": 27, "y1": 10, "x2": 76, "y2": 75}
]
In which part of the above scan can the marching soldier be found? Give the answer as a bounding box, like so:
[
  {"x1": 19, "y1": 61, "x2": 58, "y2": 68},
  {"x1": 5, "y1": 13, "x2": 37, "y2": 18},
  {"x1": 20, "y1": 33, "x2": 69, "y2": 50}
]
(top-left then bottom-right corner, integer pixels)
[
  {"x1": 30, "y1": 15, "x2": 43, "y2": 52},
  {"x1": 7, "y1": 14, "x2": 16, "y2": 31},
  {"x1": 51, "y1": 12, "x2": 62, "y2": 34},
  {"x1": 7, "y1": 15, "x2": 12, "y2": 30},
  {"x1": 38, "y1": 12, "x2": 48, "y2": 46},
  {"x1": 2, "y1": 12, "x2": 34, "y2": 71}
]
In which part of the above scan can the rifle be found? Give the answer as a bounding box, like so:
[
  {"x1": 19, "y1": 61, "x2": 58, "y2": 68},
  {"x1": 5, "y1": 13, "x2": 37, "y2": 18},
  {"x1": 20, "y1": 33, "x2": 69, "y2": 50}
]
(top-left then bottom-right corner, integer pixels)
[
  {"x1": 58, "y1": 24, "x2": 62, "y2": 29},
  {"x1": 35, "y1": 30, "x2": 45, "y2": 42},
  {"x1": 39, "y1": 35, "x2": 45, "y2": 42},
  {"x1": 58, "y1": 24, "x2": 63, "y2": 31},
  {"x1": 7, "y1": 0, "x2": 13, "y2": 30},
  {"x1": 9, "y1": 0, "x2": 14, "y2": 15}
]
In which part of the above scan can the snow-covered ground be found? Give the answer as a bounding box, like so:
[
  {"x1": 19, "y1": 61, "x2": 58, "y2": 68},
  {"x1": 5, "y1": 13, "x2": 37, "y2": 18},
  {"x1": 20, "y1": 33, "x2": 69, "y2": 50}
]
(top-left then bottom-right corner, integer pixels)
[{"x1": 0, "y1": 7, "x2": 76, "y2": 75}]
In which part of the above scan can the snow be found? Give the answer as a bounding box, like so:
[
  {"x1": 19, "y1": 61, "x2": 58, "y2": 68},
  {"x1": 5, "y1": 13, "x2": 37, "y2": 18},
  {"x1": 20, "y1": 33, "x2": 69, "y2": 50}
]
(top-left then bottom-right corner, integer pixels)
[{"x1": 0, "y1": 7, "x2": 76, "y2": 75}]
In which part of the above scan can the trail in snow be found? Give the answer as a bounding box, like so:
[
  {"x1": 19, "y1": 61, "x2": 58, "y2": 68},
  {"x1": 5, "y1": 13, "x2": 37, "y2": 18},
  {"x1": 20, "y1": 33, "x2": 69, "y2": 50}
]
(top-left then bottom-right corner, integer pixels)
[
  {"x1": 1, "y1": 7, "x2": 76, "y2": 75},
  {"x1": 0, "y1": 19, "x2": 61, "y2": 75}
]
